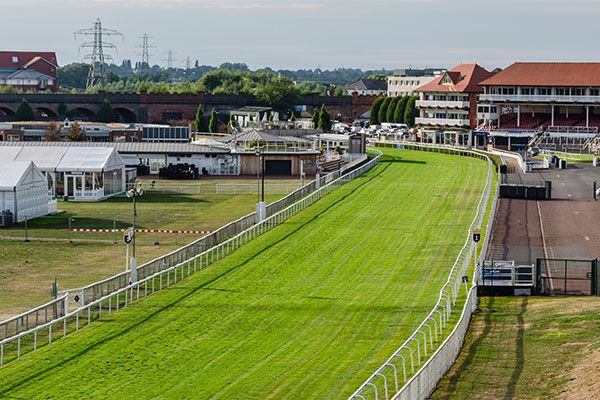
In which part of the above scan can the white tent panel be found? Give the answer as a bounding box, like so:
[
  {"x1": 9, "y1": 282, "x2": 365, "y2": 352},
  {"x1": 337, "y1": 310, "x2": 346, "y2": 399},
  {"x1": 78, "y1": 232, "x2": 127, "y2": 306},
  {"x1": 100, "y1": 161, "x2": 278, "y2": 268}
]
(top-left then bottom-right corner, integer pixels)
[
  {"x1": 0, "y1": 160, "x2": 48, "y2": 222},
  {"x1": 14, "y1": 146, "x2": 68, "y2": 171},
  {"x1": 0, "y1": 146, "x2": 22, "y2": 162},
  {"x1": 56, "y1": 147, "x2": 123, "y2": 172}
]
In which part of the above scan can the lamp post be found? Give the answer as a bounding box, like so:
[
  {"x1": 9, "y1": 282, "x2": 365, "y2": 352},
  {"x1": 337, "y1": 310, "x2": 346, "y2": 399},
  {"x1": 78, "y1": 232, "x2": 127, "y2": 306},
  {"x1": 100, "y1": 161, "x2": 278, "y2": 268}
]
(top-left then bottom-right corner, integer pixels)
[
  {"x1": 255, "y1": 148, "x2": 266, "y2": 222},
  {"x1": 315, "y1": 132, "x2": 321, "y2": 189},
  {"x1": 255, "y1": 149, "x2": 260, "y2": 204},
  {"x1": 126, "y1": 180, "x2": 144, "y2": 283}
]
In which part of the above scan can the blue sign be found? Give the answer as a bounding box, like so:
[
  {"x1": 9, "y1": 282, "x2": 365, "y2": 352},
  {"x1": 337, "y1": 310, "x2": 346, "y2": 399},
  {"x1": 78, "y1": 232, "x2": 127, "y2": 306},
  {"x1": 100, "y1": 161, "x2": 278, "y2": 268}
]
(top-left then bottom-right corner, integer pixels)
[
  {"x1": 462, "y1": 276, "x2": 468, "y2": 283},
  {"x1": 473, "y1": 131, "x2": 488, "y2": 137},
  {"x1": 74, "y1": 295, "x2": 80, "y2": 303},
  {"x1": 124, "y1": 234, "x2": 132, "y2": 244},
  {"x1": 473, "y1": 233, "x2": 480, "y2": 242}
]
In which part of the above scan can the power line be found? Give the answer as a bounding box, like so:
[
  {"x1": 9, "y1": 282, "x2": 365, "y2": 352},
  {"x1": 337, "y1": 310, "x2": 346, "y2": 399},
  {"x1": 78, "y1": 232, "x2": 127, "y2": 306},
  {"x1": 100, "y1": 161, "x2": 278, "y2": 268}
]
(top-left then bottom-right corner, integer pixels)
[
  {"x1": 136, "y1": 33, "x2": 155, "y2": 69},
  {"x1": 74, "y1": 18, "x2": 124, "y2": 89}
]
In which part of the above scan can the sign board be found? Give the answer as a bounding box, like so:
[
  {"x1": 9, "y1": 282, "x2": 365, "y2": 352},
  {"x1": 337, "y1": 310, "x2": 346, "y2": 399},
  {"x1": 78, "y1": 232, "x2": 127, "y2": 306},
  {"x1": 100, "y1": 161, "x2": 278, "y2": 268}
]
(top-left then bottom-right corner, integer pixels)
[
  {"x1": 124, "y1": 233, "x2": 132, "y2": 244},
  {"x1": 74, "y1": 295, "x2": 80, "y2": 303},
  {"x1": 462, "y1": 276, "x2": 469, "y2": 283},
  {"x1": 473, "y1": 228, "x2": 481, "y2": 243}
]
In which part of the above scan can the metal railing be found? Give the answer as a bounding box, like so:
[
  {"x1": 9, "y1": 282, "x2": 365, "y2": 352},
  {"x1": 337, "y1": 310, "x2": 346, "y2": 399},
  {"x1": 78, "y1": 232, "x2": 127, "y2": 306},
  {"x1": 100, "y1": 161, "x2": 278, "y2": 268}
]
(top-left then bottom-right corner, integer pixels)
[
  {"x1": 215, "y1": 183, "x2": 302, "y2": 195},
  {"x1": 0, "y1": 295, "x2": 68, "y2": 341},
  {"x1": 349, "y1": 142, "x2": 497, "y2": 400},
  {"x1": 0, "y1": 150, "x2": 382, "y2": 367}
]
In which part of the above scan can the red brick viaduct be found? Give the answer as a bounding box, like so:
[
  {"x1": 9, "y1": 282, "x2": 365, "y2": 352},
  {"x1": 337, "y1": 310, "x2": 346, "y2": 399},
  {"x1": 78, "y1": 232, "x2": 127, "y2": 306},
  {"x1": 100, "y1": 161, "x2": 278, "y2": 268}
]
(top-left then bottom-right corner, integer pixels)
[{"x1": 0, "y1": 92, "x2": 377, "y2": 123}]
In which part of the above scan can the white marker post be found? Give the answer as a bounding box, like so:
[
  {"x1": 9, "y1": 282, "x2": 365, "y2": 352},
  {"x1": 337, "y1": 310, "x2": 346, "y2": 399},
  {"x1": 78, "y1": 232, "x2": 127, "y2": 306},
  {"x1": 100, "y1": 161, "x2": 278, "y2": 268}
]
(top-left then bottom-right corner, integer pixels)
[
  {"x1": 473, "y1": 228, "x2": 481, "y2": 269},
  {"x1": 124, "y1": 231, "x2": 132, "y2": 273}
]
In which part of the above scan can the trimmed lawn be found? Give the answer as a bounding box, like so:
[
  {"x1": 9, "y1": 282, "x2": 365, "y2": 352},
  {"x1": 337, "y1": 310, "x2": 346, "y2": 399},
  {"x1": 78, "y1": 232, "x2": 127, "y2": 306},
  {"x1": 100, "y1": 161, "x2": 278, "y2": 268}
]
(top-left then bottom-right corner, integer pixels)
[
  {"x1": 0, "y1": 149, "x2": 488, "y2": 399},
  {"x1": 431, "y1": 296, "x2": 600, "y2": 400}
]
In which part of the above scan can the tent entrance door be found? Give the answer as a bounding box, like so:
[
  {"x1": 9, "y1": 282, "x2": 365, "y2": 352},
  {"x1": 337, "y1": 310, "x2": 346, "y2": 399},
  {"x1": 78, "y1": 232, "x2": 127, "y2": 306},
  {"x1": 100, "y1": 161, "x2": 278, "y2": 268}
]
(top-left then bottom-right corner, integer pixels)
[{"x1": 66, "y1": 175, "x2": 84, "y2": 198}]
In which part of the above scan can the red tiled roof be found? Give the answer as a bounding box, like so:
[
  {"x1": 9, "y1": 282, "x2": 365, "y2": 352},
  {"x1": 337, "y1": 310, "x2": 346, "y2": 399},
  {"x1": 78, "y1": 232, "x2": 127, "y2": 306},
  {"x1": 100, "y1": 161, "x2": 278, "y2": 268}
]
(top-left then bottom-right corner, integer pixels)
[
  {"x1": 415, "y1": 64, "x2": 494, "y2": 93},
  {"x1": 0, "y1": 51, "x2": 58, "y2": 69},
  {"x1": 479, "y1": 62, "x2": 600, "y2": 87},
  {"x1": 23, "y1": 56, "x2": 58, "y2": 69}
]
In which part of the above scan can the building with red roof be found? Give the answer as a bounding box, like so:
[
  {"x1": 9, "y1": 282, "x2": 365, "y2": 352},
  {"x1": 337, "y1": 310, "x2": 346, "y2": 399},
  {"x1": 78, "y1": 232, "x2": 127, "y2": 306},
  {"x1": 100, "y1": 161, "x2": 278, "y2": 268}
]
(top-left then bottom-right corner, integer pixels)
[
  {"x1": 478, "y1": 62, "x2": 600, "y2": 152},
  {"x1": 414, "y1": 63, "x2": 494, "y2": 146},
  {"x1": 0, "y1": 51, "x2": 58, "y2": 93}
]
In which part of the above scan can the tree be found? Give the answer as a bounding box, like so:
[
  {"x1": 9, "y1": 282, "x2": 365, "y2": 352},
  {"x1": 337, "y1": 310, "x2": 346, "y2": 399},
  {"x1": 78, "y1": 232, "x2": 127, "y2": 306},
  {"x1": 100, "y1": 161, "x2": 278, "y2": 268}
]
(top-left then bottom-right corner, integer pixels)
[
  {"x1": 57, "y1": 103, "x2": 67, "y2": 118},
  {"x1": 378, "y1": 97, "x2": 392, "y2": 123},
  {"x1": 369, "y1": 97, "x2": 384, "y2": 125},
  {"x1": 393, "y1": 95, "x2": 410, "y2": 123},
  {"x1": 43, "y1": 122, "x2": 61, "y2": 141},
  {"x1": 194, "y1": 105, "x2": 208, "y2": 132},
  {"x1": 66, "y1": 122, "x2": 86, "y2": 141},
  {"x1": 311, "y1": 109, "x2": 320, "y2": 126},
  {"x1": 289, "y1": 111, "x2": 296, "y2": 122},
  {"x1": 333, "y1": 85, "x2": 346, "y2": 96},
  {"x1": 255, "y1": 78, "x2": 300, "y2": 112},
  {"x1": 96, "y1": 99, "x2": 114, "y2": 123},
  {"x1": 209, "y1": 108, "x2": 219, "y2": 133},
  {"x1": 15, "y1": 98, "x2": 34, "y2": 121},
  {"x1": 386, "y1": 97, "x2": 399, "y2": 123},
  {"x1": 404, "y1": 96, "x2": 419, "y2": 127},
  {"x1": 317, "y1": 104, "x2": 332, "y2": 132}
]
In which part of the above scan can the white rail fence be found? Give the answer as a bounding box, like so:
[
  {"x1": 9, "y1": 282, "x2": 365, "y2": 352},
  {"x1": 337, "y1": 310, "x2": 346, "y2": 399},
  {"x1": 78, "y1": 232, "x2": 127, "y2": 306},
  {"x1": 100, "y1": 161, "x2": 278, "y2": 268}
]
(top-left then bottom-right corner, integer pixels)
[
  {"x1": 215, "y1": 183, "x2": 302, "y2": 195},
  {"x1": 0, "y1": 295, "x2": 68, "y2": 341},
  {"x1": 0, "y1": 151, "x2": 380, "y2": 367},
  {"x1": 348, "y1": 142, "x2": 498, "y2": 400},
  {"x1": 128, "y1": 182, "x2": 304, "y2": 195}
]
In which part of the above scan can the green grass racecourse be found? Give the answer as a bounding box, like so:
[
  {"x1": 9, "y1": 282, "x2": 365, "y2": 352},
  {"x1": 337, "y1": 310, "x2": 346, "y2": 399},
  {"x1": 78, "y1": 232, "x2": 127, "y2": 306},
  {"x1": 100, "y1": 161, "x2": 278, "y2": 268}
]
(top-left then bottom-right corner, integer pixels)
[{"x1": 0, "y1": 148, "x2": 488, "y2": 399}]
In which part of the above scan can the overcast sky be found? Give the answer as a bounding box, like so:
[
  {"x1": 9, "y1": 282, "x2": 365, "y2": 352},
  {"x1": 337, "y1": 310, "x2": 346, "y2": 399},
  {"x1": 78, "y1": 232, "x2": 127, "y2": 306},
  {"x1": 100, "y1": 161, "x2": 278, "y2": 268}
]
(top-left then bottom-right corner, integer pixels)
[{"x1": 3, "y1": 0, "x2": 600, "y2": 71}]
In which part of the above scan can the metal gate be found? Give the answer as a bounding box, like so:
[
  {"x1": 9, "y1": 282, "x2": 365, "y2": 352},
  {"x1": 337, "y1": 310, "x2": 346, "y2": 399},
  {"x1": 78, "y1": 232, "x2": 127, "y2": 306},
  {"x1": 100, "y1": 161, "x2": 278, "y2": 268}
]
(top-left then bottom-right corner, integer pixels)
[{"x1": 536, "y1": 258, "x2": 598, "y2": 295}]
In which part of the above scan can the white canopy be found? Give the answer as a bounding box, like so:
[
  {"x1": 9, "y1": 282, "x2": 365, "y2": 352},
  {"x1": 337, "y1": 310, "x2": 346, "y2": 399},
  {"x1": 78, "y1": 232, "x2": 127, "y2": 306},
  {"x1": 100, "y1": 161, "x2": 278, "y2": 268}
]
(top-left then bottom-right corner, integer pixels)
[
  {"x1": 0, "y1": 160, "x2": 46, "y2": 191},
  {"x1": 0, "y1": 145, "x2": 125, "y2": 173},
  {"x1": 56, "y1": 147, "x2": 124, "y2": 172},
  {"x1": 192, "y1": 138, "x2": 228, "y2": 147}
]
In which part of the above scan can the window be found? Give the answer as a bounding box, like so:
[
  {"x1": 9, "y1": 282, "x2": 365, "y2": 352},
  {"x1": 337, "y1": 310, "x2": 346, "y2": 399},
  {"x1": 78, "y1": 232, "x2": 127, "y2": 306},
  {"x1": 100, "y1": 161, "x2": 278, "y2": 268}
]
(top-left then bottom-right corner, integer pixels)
[
  {"x1": 572, "y1": 88, "x2": 584, "y2": 96},
  {"x1": 11, "y1": 56, "x2": 18, "y2": 64},
  {"x1": 521, "y1": 87, "x2": 533, "y2": 95},
  {"x1": 556, "y1": 88, "x2": 567, "y2": 96},
  {"x1": 539, "y1": 87, "x2": 551, "y2": 96},
  {"x1": 591, "y1": 88, "x2": 600, "y2": 96}
]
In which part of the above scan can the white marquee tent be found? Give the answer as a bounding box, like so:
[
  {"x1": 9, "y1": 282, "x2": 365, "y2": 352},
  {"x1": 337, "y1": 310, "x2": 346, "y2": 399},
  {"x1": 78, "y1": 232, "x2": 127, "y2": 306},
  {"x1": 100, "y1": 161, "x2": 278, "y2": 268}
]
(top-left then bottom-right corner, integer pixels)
[
  {"x1": 0, "y1": 160, "x2": 49, "y2": 223},
  {"x1": 0, "y1": 145, "x2": 126, "y2": 201}
]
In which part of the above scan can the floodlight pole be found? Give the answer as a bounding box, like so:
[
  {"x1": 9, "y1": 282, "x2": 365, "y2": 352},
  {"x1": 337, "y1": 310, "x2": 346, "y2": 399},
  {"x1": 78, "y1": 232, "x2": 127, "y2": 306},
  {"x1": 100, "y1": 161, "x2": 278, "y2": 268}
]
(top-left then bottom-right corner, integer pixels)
[
  {"x1": 256, "y1": 149, "x2": 260, "y2": 203},
  {"x1": 262, "y1": 155, "x2": 265, "y2": 203}
]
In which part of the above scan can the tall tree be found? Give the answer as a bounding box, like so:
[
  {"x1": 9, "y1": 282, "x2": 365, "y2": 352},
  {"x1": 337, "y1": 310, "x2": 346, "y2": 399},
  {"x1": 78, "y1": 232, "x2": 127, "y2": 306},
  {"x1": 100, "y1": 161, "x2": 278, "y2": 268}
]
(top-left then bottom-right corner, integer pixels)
[
  {"x1": 15, "y1": 98, "x2": 34, "y2": 121},
  {"x1": 403, "y1": 96, "x2": 419, "y2": 127},
  {"x1": 96, "y1": 99, "x2": 114, "y2": 123},
  {"x1": 43, "y1": 122, "x2": 61, "y2": 141},
  {"x1": 66, "y1": 122, "x2": 87, "y2": 141},
  {"x1": 209, "y1": 108, "x2": 219, "y2": 133},
  {"x1": 386, "y1": 97, "x2": 399, "y2": 123},
  {"x1": 255, "y1": 78, "x2": 300, "y2": 112},
  {"x1": 378, "y1": 97, "x2": 392, "y2": 123},
  {"x1": 311, "y1": 108, "x2": 320, "y2": 126},
  {"x1": 394, "y1": 95, "x2": 410, "y2": 123},
  {"x1": 57, "y1": 103, "x2": 67, "y2": 118},
  {"x1": 317, "y1": 104, "x2": 332, "y2": 132},
  {"x1": 369, "y1": 97, "x2": 384, "y2": 125},
  {"x1": 194, "y1": 105, "x2": 208, "y2": 132}
]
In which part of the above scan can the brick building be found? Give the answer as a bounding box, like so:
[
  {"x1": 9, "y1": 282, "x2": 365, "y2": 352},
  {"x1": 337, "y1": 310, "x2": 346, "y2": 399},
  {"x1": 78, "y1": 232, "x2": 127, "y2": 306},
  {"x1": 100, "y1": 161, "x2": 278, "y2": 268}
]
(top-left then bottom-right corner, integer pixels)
[{"x1": 0, "y1": 51, "x2": 58, "y2": 93}]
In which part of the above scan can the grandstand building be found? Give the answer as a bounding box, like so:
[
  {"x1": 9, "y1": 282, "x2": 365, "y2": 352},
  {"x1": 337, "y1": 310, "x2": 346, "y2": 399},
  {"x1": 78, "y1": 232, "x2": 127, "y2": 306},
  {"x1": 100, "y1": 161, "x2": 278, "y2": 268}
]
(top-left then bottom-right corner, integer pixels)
[
  {"x1": 414, "y1": 64, "x2": 494, "y2": 146},
  {"x1": 477, "y1": 62, "x2": 600, "y2": 152}
]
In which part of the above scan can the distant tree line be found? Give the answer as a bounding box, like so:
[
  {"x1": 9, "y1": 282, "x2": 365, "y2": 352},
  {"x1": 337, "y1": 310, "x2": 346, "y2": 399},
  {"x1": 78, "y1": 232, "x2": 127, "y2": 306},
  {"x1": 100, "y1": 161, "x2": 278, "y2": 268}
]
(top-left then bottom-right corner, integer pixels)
[{"x1": 369, "y1": 95, "x2": 419, "y2": 127}]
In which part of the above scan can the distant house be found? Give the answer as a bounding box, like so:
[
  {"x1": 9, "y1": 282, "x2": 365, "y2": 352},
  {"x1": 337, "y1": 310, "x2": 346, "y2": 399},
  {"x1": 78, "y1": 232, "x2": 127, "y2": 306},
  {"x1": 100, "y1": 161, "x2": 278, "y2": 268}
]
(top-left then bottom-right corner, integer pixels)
[
  {"x1": 0, "y1": 51, "x2": 59, "y2": 92},
  {"x1": 346, "y1": 79, "x2": 387, "y2": 96}
]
